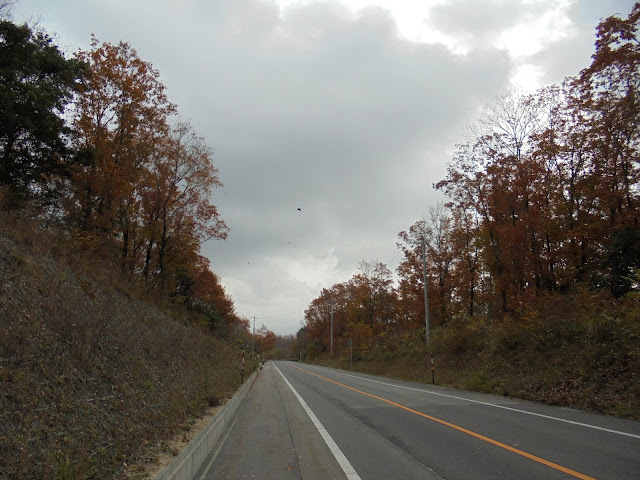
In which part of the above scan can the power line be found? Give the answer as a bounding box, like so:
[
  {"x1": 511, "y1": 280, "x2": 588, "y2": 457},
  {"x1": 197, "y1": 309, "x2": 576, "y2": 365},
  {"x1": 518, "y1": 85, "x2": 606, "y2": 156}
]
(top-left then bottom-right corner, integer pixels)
[{"x1": 386, "y1": 250, "x2": 403, "y2": 270}]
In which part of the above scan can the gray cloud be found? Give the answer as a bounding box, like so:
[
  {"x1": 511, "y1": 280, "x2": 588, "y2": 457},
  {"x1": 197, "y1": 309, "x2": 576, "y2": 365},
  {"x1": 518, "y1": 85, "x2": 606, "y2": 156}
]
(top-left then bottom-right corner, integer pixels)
[
  {"x1": 12, "y1": 0, "x2": 624, "y2": 334},
  {"x1": 426, "y1": 0, "x2": 526, "y2": 48},
  {"x1": 529, "y1": 0, "x2": 638, "y2": 85},
  {"x1": 174, "y1": 3, "x2": 511, "y2": 333}
]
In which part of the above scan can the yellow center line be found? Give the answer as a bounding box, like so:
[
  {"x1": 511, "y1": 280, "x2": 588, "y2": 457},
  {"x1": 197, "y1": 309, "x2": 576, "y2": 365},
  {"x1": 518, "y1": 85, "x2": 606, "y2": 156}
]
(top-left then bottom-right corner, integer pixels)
[{"x1": 291, "y1": 365, "x2": 598, "y2": 480}]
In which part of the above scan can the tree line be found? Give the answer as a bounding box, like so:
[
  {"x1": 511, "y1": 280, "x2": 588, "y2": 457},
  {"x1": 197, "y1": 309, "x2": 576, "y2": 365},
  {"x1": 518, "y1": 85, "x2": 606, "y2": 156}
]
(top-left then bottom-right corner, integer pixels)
[
  {"x1": 0, "y1": 16, "x2": 251, "y2": 338},
  {"x1": 298, "y1": 4, "x2": 640, "y2": 360}
]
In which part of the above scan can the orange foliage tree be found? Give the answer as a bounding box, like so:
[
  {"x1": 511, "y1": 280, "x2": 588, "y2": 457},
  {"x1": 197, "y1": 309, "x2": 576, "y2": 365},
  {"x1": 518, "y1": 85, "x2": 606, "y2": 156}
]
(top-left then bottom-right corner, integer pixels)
[
  {"x1": 48, "y1": 36, "x2": 239, "y2": 329},
  {"x1": 67, "y1": 38, "x2": 229, "y2": 298},
  {"x1": 175, "y1": 255, "x2": 246, "y2": 335},
  {"x1": 303, "y1": 261, "x2": 399, "y2": 358},
  {"x1": 69, "y1": 38, "x2": 175, "y2": 243},
  {"x1": 430, "y1": 5, "x2": 640, "y2": 314},
  {"x1": 254, "y1": 324, "x2": 277, "y2": 355},
  {"x1": 300, "y1": 5, "x2": 639, "y2": 359},
  {"x1": 138, "y1": 121, "x2": 228, "y2": 290},
  {"x1": 397, "y1": 205, "x2": 456, "y2": 328}
]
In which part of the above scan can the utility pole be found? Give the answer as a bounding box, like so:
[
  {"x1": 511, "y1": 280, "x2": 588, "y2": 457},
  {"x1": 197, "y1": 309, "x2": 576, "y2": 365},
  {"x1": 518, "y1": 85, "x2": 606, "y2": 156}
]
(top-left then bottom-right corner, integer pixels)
[
  {"x1": 330, "y1": 298, "x2": 334, "y2": 357},
  {"x1": 421, "y1": 237, "x2": 430, "y2": 344},
  {"x1": 252, "y1": 315, "x2": 256, "y2": 354}
]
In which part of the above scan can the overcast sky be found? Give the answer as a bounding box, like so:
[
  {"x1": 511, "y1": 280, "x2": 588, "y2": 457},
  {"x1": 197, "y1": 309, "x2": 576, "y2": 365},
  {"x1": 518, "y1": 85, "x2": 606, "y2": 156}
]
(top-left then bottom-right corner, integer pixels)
[{"x1": 12, "y1": 0, "x2": 636, "y2": 334}]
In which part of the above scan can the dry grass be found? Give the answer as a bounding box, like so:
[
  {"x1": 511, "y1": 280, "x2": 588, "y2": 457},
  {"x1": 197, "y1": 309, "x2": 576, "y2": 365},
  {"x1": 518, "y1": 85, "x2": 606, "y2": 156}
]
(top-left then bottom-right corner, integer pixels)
[
  {"x1": 314, "y1": 292, "x2": 640, "y2": 420},
  {"x1": 0, "y1": 207, "x2": 255, "y2": 479}
]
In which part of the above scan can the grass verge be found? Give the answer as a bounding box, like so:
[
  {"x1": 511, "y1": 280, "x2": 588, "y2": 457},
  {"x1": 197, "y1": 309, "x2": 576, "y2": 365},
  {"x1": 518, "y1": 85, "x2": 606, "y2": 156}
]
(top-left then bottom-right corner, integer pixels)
[
  {"x1": 0, "y1": 210, "x2": 256, "y2": 479},
  {"x1": 311, "y1": 292, "x2": 640, "y2": 420}
]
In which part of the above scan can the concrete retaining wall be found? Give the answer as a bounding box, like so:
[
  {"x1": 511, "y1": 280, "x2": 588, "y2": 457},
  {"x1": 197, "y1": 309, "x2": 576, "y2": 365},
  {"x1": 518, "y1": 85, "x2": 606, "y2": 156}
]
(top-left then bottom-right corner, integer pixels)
[{"x1": 155, "y1": 371, "x2": 257, "y2": 480}]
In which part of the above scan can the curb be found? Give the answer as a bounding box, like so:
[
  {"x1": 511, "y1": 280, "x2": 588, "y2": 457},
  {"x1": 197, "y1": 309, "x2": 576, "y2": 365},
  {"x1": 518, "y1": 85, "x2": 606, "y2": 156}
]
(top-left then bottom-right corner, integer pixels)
[{"x1": 155, "y1": 371, "x2": 258, "y2": 480}]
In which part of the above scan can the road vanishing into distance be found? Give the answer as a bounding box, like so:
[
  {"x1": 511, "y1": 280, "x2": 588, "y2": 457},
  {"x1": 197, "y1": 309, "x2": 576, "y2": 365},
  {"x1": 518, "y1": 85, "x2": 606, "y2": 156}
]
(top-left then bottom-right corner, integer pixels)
[{"x1": 198, "y1": 361, "x2": 640, "y2": 480}]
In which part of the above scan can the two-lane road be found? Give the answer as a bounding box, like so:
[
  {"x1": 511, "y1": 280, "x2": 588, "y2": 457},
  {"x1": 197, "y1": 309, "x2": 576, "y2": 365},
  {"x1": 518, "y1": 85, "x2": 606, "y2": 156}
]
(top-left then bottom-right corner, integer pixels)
[{"x1": 200, "y1": 361, "x2": 640, "y2": 479}]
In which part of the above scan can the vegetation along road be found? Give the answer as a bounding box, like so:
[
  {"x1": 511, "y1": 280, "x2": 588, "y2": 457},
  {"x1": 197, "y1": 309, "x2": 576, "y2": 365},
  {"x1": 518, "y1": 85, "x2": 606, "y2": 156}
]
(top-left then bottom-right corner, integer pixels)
[{"x1": 199, "y1": 361, "x2": 640, "y2": 480}]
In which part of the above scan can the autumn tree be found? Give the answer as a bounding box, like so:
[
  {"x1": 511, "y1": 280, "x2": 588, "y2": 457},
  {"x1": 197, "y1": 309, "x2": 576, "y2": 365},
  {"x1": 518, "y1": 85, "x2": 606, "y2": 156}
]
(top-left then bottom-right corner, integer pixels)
[
  {"x1": 266, "y1": 334, "x2": 295, "y2": 359},
  {"x1": 429, "y1": 4, "x2": 640, "y2": 314},
  {"x1": 254, "y1": 324, "x2": 277, "y2": 355},
  {"x1": 397, "y1": 205, "x2": 457, "y2": 327},
  {"x1": 449, "y1": 205, "x2": 483, "y2": 316},
  {"x1": 435, "y1": 88, "x2": 561, "y2": 314},
  {"x1": 575, "y1": 3, "x2": 640, "y2": 295},
  {"x1": 396, "y1": 219, "x2": 428, "y2": 331},
  {"x1": 300, "y1": 4, "x2": 640, "y2": 361},
  {"x1": 349, "y1": 261, "x2": 395, "y2": 327},
  {"x1": 527, "y1": 5, "x2": 640, "y2": 296},
  {"x1": 68, "y1": 37, "x2": 228, "y2": 296},
  {"x1": 69, "y1": 38, "x2": 174, "y2": 237},
  {"x1": 529, "y1": 83, "x2": 593, "y2": 289},
  {"x1": 174, "y1": 254, "x2": 241, "y2": 333},
  {"x1": 581, "y1": 3, "x2": 639, "y2": 229},
  {"x1": 422, "y1": 205, "x2": 455, "y2": 319},
  {"x1": 306, "y1": 286, "x2": 362, "y2": 357},
  {"x1": 139, "y1": 121, "x2": 228, "y2": 290},
  {"x1": 303, "y1": 261, "x2": 398, "y2": 358},
  {"x1": 0, "y1": 20, "x2": 85, "y2": 204},
  {"x1": 304, "y1": 287, "x2": 336, "y2": 354},
  {"x1": 290, "y1": 327, "x2": 309, "y2": 359}
]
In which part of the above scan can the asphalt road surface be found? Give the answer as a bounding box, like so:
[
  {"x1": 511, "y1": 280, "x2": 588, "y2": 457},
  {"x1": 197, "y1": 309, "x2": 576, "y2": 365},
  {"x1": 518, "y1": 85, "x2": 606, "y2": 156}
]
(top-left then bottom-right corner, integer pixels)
[{"x1": 198, "y1": 361, "x2": 640, "y2": 479}]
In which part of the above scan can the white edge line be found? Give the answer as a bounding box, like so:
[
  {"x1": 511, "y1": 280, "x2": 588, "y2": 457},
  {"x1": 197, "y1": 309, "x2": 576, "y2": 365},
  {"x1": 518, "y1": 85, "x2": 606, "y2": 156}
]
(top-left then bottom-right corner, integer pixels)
[
  {"x1": 275, "y1": 364, "x2": 362, "y2": 480},
  {"x1": 307, "y1": 365, "x2": 640, "y2": 440}
]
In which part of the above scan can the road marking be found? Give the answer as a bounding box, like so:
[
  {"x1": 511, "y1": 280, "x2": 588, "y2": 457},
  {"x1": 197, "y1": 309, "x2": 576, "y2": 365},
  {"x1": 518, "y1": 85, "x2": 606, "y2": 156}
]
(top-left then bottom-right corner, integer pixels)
[
  {"x1": 309, "y1": 365, "x2": 640, "y2": 440},
  {"x1": 274, "y1": 364, "x2": 362, "y2": 480},
  {"x1": 293, "y1": 364, "x2": 599, "y2": 480}
]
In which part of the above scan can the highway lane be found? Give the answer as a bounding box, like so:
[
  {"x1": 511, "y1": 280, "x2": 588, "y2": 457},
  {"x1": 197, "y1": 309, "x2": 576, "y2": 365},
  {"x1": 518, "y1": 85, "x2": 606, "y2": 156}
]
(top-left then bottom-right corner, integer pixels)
[
  {"x1": 199, "y1": 362, "x2": 348, "y2": 479},
  {"x1": 202, "y1": 361, "x2": 640, "y2": 479}
]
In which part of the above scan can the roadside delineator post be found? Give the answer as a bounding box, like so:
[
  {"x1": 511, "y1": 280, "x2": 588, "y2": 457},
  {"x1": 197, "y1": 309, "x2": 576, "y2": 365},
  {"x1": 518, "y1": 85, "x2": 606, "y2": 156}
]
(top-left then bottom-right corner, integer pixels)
[{"x1": 431, "y1": 352, "x2": 435, "y2": 384}]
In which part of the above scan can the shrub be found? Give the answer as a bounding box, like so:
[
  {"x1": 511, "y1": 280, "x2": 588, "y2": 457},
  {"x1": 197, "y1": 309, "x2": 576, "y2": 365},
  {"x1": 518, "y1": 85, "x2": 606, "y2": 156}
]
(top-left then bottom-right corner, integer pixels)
[{"x1": 0, "y1": 213, "x2": 250, "y2": 479}]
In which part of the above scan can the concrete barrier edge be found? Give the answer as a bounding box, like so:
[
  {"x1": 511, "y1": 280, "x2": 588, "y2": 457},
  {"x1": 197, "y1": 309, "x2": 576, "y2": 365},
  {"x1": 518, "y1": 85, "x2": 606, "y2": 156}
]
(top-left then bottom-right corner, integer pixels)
[{"x1": 155, "y1": 371, "x2": 258, "y2": 480}]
